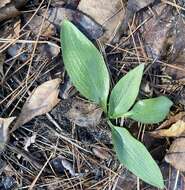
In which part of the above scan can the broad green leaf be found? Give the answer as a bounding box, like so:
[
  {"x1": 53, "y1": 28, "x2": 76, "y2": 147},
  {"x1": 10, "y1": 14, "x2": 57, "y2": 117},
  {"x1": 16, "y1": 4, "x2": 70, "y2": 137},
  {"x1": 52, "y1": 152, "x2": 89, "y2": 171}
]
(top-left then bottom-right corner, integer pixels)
[
  {"x1": 61, "y1": 20, "x2": 109, "y2": 111},
  {"x1": 125, "y1": 96, "x2": 173, "y2": 124},
  {"x1": 110, "y1": 123, "x2": 164, "y2": 189},
  {"x1": 108, "y1": 64, "x2": 144, "y2": 118}
]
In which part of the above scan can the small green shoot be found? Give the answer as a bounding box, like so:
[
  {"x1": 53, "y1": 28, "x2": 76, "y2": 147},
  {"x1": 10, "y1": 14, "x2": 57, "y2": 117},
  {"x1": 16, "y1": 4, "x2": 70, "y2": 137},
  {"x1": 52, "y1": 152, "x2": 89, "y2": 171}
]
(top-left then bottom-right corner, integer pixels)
[{"x1": 60, "y1": 20, "x2": 173, "y2": 189}]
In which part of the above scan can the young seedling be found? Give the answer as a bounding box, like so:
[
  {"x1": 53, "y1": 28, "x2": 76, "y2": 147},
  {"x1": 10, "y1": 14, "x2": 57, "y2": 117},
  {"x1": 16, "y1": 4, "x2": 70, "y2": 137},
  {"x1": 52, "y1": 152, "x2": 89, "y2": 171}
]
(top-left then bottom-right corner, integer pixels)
[{"x1": 60, "y1": 20, "x2": 173, "y2": 189}]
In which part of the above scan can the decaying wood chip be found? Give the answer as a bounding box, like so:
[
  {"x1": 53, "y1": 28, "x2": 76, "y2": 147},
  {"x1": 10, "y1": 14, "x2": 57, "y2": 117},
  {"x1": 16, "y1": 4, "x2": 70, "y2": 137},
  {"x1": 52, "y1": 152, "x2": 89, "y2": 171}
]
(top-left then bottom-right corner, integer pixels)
[
  {"x1": 11, "y1": 79, "x2": 61, "y2": 132},
  {"x1": 0, "y1": 117, "x2": 15, "y2": 153},
  {"x1": 92, "y1": 147, "x2": 111, "y2": 160},
  {"x1": 66, "y1": 100, "x2": 103, "y2": 127},
  {"x1": 151, "y1": 120, "x2": 185, "y2": 138},
  {"x1": 165, "y1": 137, "x2": 185, "y2": 171}
]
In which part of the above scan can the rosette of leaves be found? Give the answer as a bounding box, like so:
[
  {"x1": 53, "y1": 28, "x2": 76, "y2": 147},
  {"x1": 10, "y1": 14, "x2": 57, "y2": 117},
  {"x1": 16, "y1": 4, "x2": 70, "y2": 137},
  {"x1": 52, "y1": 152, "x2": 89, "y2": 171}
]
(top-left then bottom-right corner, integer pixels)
[{"x1": 60, "y1": 20, "x2": 173, "y2": 189}]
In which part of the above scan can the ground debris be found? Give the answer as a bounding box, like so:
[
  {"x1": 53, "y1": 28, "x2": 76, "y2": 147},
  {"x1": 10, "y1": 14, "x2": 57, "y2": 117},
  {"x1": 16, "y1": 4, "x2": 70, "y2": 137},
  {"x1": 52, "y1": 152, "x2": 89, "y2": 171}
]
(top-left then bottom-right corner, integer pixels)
[
  {"x1": 157, "y1": 112, "x2": 185, "y2": 129},
  {"x1": 50, "y1": 155, "x2": 76, "y2": 176},
  {"x1": 139, "y1": 3, "x2": 175, "y2": 59},
  {"x1": 51, "y1": 98, "x2": 111, "y2": 144},
  {"x1": 1, "y1": 0, "x2": 185, "y2": 189},
  {"x1": 78, "y1": 0, "x2": 125, "y2": 43},
  {"x1": 114, "y1": 170, "x2": 137, "y2": 190},
  {"x1": 0, "y1": 117, "x2": 15, "y2": 153},
  {"x1": 165, "y1": 137, "x2": 185, "y2": 171},
  {"x1": 92, "y1": 146, "x2": 111, "y2": 160},
  {"x1": 66, "y1": 100, "x2": 103, "y2": 127},
  {"x1": 0, "y1": 0, "x2": 27, "y2": 22},
  {"x1": 11, "y1": 79, "x2": 61, "y2": 132},
  {"x1": 25, "y1": 7, "x2": 103, "y2": 40},
  {"x1": 151, "y1": 120, "x2": 185, "y2": 138}
]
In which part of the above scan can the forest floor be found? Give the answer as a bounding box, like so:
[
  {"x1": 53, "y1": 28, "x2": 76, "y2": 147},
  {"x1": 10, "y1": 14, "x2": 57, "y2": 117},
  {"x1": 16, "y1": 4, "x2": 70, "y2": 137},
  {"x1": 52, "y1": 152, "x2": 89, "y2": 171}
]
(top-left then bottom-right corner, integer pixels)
[{"x1": 0, "y1": 0, "x2": 185, "y2": 189}]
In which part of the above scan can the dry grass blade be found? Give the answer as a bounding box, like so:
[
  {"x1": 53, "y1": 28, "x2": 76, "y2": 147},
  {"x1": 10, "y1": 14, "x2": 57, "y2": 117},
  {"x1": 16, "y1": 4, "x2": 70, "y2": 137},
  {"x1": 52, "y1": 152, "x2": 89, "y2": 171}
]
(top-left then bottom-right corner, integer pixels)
[{"x1": 11, "y1": 78, "x2": 61, "y2": 132}]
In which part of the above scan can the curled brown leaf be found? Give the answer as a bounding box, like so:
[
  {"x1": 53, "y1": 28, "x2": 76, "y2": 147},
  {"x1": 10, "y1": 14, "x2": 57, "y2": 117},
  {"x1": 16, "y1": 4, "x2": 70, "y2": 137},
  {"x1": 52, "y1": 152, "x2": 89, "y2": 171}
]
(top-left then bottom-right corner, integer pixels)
[{"x1": 151, "y1": 120, "x2": 185, "y2": 138}]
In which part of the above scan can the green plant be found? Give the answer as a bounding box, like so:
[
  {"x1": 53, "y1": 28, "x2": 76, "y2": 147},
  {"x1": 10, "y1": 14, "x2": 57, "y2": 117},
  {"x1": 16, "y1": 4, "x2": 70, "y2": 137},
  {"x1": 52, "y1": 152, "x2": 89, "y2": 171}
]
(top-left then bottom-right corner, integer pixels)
[{"x1": 60, "y1": 20, "x2": 173, "y2": 189}]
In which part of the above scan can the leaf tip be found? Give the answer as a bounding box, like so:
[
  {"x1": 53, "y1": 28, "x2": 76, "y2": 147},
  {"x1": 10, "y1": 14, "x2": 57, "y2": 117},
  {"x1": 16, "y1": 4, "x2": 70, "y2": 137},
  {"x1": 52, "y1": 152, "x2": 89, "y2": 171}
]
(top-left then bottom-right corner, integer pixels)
[{"x1": 61, "y1": 19, "x2": 70, "y2": 27}]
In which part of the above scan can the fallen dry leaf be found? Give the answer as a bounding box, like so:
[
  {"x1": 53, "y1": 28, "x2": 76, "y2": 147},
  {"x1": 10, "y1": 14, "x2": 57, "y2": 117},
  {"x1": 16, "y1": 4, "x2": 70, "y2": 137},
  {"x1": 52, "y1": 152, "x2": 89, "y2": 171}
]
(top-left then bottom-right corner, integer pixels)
[
  {"x1": 165, "y1": 137, "x2": 185, "y2": 171},
  {"x1": 151, "y1": 120, "x2": 185, "y2": 138},
  {"x1": 78, "y1": 0, "x2": 125, "y2": 43},
  {"x1": 66, "y1": 100, "x2": 103, "y2": 127},
  {"x1": 11, "y1": 79, "x2": 61, "y2": 132},
  {"x1": 0, "y1": 117, "x2": 15, "y2": 153},
  {"x1": 157, "y1": 112, "x2": 185, "y2": 130}
]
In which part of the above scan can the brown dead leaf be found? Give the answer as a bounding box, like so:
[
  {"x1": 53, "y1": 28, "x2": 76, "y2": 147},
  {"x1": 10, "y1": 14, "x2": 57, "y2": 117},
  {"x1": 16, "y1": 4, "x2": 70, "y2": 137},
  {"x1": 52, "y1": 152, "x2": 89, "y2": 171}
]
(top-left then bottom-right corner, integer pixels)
[
  {"x1": 165, "y1": 137, "x2": 185, "y2": 171},
  {"x1": 151, "y1": 120, "x2": 185, "y2": 138},
  {"x1": 78, "y1": 0, "x2": 125, "y2": 43},
  {"x1": 66, "y1": 100, "x2": 103, "y2": 127},
  {"x1": 0, "y1": 117, "x2": 15, "y2": 153},
  {"x1": 11, "y1": 79, "x2": 61, "y2": 132},
  {"x1": 157, "y1": 112, "x2": 185, "y2": 130}
]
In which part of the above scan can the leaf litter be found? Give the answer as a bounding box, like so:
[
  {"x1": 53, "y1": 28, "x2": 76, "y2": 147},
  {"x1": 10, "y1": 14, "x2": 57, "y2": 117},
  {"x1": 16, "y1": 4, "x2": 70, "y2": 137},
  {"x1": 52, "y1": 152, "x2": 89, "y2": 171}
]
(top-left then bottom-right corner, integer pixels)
[{"x1": 0, "y1": 0, "x2": 185, "y2": 189}]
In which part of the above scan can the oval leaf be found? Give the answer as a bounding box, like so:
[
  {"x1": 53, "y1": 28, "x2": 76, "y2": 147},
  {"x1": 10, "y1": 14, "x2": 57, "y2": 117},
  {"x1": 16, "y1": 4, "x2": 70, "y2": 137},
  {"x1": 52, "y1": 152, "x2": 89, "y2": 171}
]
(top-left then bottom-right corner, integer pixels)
[
  {"x1": 126, "y1": 96, "x2": 173, "y2": 124},
  {"x1": 110, "y1": 123, "x2": 164, "y2": 188},
  {"x1": 61, "y1": 20, "x2": 109, "y2": 111},
  {"x1": 108, "y1": 64, "x2": 144, "y2": 118}
]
